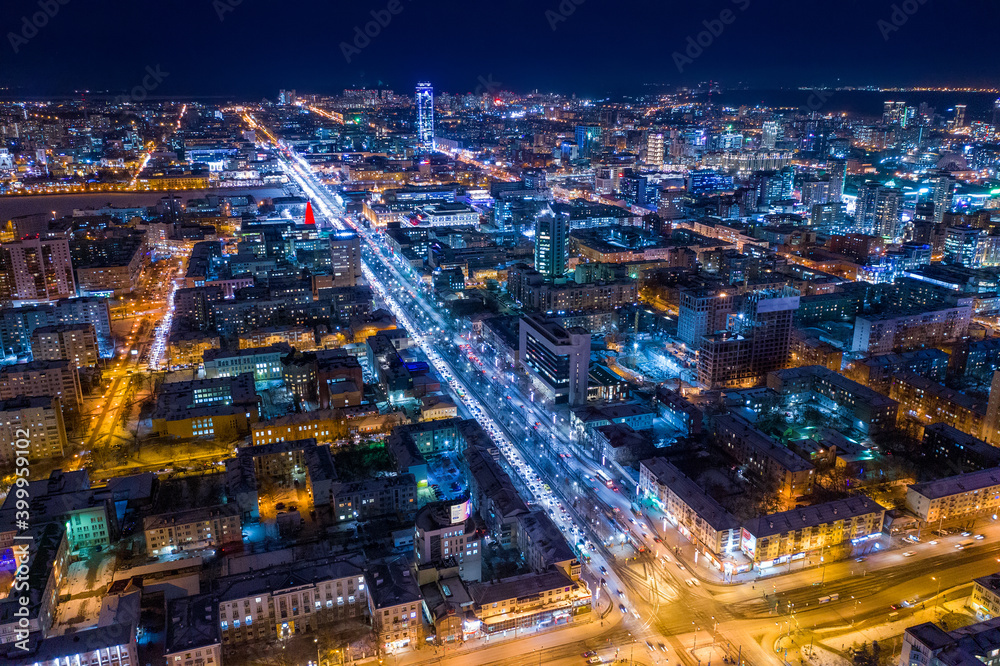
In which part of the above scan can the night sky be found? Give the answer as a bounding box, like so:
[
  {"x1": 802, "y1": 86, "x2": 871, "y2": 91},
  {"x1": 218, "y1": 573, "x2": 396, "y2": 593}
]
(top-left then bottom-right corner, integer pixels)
[{"x1": 1, "y1": 0, "x2": 997, "y2": 98}]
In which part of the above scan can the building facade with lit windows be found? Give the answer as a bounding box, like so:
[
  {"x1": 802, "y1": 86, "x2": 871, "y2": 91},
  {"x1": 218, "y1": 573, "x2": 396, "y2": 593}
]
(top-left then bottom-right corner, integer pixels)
[
  {"x1": 251, "y1": 409, "x2": 346, "y2": 446},
  {"x1": 713, "y1": 413, "x2": 815, "y2": 504},
  {"x1": 0, "y1": 359, "x2": 82, "y2": 413},
  {"x1": 851, "y1": 303, "x2": 972, "y2": 355},
  {"x1": 890, "y1": 371, "x2": 987, "y2": 439},
  {"x1": 0, "y1": 395, "x2": 67, "y2": 467},
  {"x1": 416, "y1": 82, "x2": 434, "y2": 147},
  {"x1": 740, "y1": 496, "x2": 885, "y2": 567},
  {"x1": 970, "y1": 573, "x2": 1000, "y2": 620},
  {"x1": 144, "y1": 504, "x2": 242, "y2": 557},
  {"x1": 215, "y1": 554, "x2": 369, "y2": 645},
  {"x1": 369, "y1": 556, "x2": 423, "y2": 652},
  {"x1": 468, "y1": 570, "x2": 592, "y2": 635},
  {"x1": 414, "y1": 499, "x2": 482, "y2": 582},
  {"x1": 0, "y1": 236, "x2": 76, "y2": 303},
  {"x1": 518, "y1": 315, "x2": 589, "y2": 406},
  {"x1": 639, "y1": 458, "x2": 741, "y2": 567},
  {"x1": 203, "y1": 343, "x2": 291, "y2": 381},
  {"x1": 29, "y1": 323, "x2": 99, "y2": 368},
  {"x1": 905, "y1": 467, "x2": 1000, "y2": 523}
]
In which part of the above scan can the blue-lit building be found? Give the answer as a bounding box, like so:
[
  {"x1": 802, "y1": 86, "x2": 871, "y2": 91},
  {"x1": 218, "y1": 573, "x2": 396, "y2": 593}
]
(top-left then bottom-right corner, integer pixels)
[{"x1": 416, "y1": 82, "x2": 434, "y2": 148}]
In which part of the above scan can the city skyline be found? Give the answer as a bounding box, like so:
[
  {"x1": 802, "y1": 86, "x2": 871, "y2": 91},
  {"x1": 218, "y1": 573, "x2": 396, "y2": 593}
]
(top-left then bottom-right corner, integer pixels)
[
  {"x1": 1, "y1": 0, "x2": 1000, "y2": 97},
  {"x1": 5, "y1": 8, "x2": 1000, "y2": 666}
]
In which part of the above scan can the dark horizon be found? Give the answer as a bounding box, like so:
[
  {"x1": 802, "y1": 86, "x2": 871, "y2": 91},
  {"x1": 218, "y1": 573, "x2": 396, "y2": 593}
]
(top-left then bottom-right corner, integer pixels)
[{"x1": 1, "y1": 0, "x2": 999, "y2": 99}]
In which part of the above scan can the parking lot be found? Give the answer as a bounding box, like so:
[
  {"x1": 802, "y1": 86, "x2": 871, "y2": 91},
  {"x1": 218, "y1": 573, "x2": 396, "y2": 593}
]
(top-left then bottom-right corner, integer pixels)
[{"x1": 426, "y1": 450, "x2": 466, "y2": 502}]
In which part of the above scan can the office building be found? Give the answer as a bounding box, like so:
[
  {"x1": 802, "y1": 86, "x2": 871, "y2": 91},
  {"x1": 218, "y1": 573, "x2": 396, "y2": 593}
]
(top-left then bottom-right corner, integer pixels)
[
  {"x1": 533, "y1": 206, "x2": 569, "y2": 279},
  {"x1": 416, "y1": 82, "x2": 434, "y2": 147},
  {"x1": 328, "y1": 231, "x2": 363, "y2": 287},
  {"x1": 574, "y1": 125, "x2": 602, "y2": 158},
  {"x1": 518, "y1": 315, "x2": 590, "y2": 406},
  {"x1": 954, "y1": 104, "x2": 967, "y2": 127},
  {"x1": 203, "y1": 343, "x2": 291, "y2": 382},
  {"x1": 761, "y1": 121, "x2": 779, "y2": 151}
]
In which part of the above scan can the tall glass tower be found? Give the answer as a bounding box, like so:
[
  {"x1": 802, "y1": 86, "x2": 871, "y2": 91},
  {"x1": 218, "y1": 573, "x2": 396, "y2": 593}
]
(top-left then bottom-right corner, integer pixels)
[
  {"x1": 533, "y1": 206, "x2": 569, "y2": 279},
  {"x1": 416, "y1": 82, "x2": 434, "y2": 148}
]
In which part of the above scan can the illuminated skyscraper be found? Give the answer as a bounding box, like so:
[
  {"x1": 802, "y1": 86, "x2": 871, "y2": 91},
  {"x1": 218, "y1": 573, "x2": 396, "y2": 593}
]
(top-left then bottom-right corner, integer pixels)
[
  {"x1": 930, "y1": 172, "x2": 956, "y2": 225},
  {"x1": 533, "y1": 206, "x2": 569, "y2": 280},
  {"x1": 954, "y1": 104, "x2": 967, "y2": 128},
  {"x1": 993, "y1": 99, "x2": 1000, "y2": 130},
  {"x1": 874, "y1": 187, "x2": 903, "y2": 239},
  {"x1": 0, "y1": 236, "x2": 76, "y2": 302},
  {"x1": 827, "y1": 159, "x2": 846, "y2": 203},
  {"x1": 416, "y1": 82, "x2": 434, "y2": 147},
  {"x1": 761, "y1": 121, "x2": 779, "y2": 151},
  {"x1": 645, "y1": 131, "x2": 664, "y2": 166}
]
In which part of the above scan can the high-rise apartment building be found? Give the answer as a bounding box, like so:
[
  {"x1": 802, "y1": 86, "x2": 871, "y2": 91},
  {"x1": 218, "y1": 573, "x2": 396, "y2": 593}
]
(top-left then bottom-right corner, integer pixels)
[
  {"x1": 645, "y1": 131, "x2": 664, "y2": 166},
  {"x1": 827, "y1": 159, "x2": 846, "y2": 203},
  {"x1": 930, "y1": 171, "x2": 956, "y2": 224},
  {"x1": 697, "y1": 287, "x2": 800, "y2": 389},
  {"x1": 416, "y1": 82, "x2": 434, "y2": 147},
  {"x1": 0, "y1": 359, "x2": 82, "y2": 412},
  {"x1": 0, "y1": 236, "x2": 76, "y2": 302},
  {"x1": 0, "y1": 395, "x2": 67, "y2": 466},
  {"x1": 761, "y1": 121, "x2": 779, "y2": 151},
  {"x1": 677, "y1": 288, "x2": 734, "y2": 348},
  {"x1": 954, "y1": 104, "x2": 967, "y2": 128},
  {"x1": 30, "y1": 323, "x2": 99, "y2": 368},
  {"x1": 533, "y1": 207, "x2": 569, "y2": 279},
  {"x1": 328, "y1": 231, "x2": 363, "y2": 287},
  {"x1": 874, "y1": 186, "x2": 903, "y2": 238}
]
